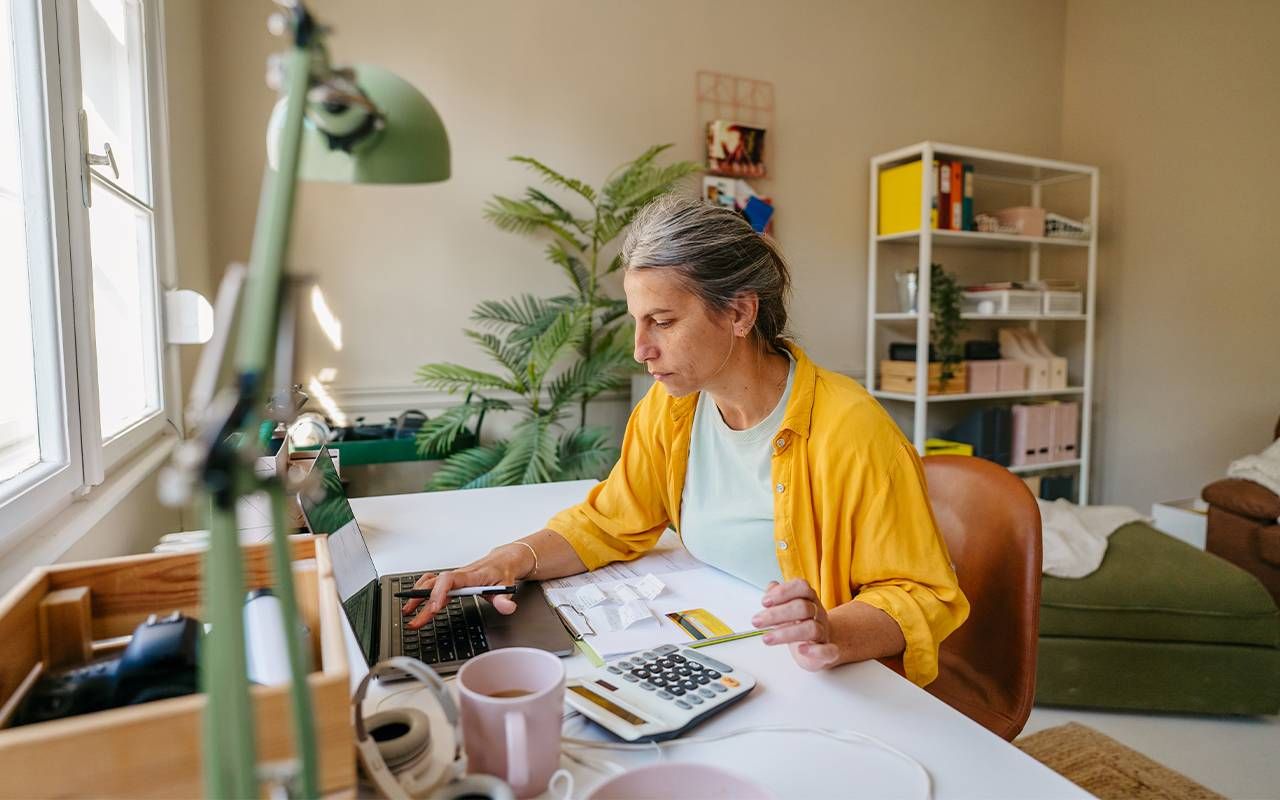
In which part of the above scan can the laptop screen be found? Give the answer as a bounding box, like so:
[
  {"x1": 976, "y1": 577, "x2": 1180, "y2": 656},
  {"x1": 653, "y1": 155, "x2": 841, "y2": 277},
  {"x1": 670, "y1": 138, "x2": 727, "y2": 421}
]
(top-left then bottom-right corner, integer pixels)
[{"x1": 297, "y1": 448, "x2": 379, "y2": 662}]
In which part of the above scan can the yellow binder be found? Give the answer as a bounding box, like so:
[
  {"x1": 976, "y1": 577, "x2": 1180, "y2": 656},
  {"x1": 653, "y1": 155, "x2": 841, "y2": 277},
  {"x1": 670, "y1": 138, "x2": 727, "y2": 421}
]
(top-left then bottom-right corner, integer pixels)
[{"x1": 878, "y1": 159, "x2": 937, "y2": 235}]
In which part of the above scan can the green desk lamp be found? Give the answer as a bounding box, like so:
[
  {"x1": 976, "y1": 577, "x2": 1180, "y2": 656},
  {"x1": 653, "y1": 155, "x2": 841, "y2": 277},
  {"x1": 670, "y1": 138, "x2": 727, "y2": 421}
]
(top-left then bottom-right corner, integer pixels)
[{"x1": 169, "y1": 2, "x2": 448, "y2": 797}]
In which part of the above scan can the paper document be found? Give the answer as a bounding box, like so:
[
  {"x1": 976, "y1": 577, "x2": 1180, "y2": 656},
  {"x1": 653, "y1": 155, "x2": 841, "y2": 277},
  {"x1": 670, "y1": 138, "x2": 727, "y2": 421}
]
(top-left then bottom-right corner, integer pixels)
[{"x1": 542, "y1": 539, "x2": 765, "y2": 658}]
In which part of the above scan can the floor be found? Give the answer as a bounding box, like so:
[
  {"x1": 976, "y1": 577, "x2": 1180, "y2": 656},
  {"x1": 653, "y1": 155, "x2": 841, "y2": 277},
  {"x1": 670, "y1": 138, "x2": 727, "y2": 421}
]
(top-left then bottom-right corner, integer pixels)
[{"x1": 1022, "y1": 705, "x2": 1280, "y2": 799}]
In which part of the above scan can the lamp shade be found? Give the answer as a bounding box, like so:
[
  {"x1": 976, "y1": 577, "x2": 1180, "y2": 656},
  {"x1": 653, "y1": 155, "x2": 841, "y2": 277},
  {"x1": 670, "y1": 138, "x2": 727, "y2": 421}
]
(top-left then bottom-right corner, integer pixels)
[{"x1": 267, "y1": 64, "x2": 450, "y2": 184}]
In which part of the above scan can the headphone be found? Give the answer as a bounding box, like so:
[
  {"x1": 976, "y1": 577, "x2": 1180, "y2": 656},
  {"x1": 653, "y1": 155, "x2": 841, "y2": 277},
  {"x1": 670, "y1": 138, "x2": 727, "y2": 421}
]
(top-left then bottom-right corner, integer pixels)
[{"x1": 352, "y1": 657, "x2": 469, "y2": 800}]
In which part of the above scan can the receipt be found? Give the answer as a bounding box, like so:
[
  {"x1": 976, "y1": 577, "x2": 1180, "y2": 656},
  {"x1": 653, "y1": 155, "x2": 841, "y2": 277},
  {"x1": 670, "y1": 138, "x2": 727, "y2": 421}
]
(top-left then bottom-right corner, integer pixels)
[
  {"x1": 585, "y1": 600, "x2": 655, "y2": 633},
  {"x1": 610, "y1": 584, "x2": 640, "y2": 603},
  {"x1": 634, "y1": 573, "x2": 665, "y2": 600},
  {"x1": 574, "y1": 583, "x2": 608, "y2": 609}
]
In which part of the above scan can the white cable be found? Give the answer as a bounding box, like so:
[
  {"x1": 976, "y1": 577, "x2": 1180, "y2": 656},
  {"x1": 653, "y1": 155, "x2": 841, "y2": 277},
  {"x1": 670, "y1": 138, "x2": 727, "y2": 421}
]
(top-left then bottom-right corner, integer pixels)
[{"x1": 561, "y1": 724, "x2": 932, "y2": 800}]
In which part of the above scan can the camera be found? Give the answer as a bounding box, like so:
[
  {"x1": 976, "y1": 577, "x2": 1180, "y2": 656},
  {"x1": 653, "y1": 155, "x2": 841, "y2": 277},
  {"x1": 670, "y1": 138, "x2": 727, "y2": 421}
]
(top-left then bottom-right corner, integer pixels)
[{"x1": 12, "y1": 612, "x2": 202, "y2": 727}]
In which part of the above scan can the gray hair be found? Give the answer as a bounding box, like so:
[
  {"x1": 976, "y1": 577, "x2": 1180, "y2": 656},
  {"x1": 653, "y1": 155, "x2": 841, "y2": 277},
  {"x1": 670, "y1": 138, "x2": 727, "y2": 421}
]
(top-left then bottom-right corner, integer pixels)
[{"x1": 621, "y1": 193, "x2": 791, "y2": 350}]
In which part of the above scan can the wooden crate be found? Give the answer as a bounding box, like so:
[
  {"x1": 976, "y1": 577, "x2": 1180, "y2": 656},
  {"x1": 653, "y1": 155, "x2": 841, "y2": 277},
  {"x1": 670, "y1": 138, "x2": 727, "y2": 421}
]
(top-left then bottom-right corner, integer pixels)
[
  {"x1": 0, "y1": 536, "x2": 354, "y2": 799},
  {"x1": 879, "y1": 360, "x2": 968, "y2": 395}
]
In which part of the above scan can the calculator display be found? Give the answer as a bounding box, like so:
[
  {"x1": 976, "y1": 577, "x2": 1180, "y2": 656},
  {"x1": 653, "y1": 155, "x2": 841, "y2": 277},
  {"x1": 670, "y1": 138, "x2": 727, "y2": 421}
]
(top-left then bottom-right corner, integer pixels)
[{"x1": 569, "y1": 685, "x2": 648, "y2": 726}]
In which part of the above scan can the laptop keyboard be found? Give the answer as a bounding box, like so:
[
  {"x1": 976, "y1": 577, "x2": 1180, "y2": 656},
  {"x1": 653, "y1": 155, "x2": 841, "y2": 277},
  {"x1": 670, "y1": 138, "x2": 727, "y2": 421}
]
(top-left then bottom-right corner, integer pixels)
[{"x1": 394, "y1": 575, "x2": 489, "y2": 665}]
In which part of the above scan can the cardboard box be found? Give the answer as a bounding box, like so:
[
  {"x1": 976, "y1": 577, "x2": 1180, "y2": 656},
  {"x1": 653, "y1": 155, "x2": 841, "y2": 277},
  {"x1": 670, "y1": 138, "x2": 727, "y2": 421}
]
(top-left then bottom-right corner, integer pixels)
[{"x1": 0, "y1": 537, "x2": 353, "y2": 798}]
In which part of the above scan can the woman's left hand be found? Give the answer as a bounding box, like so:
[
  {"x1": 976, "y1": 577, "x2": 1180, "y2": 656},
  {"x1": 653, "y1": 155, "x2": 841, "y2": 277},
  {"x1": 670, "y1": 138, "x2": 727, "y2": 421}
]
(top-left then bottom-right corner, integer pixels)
[{"x1": 752, "y1": 579, "x2": 841, "y2": 671}]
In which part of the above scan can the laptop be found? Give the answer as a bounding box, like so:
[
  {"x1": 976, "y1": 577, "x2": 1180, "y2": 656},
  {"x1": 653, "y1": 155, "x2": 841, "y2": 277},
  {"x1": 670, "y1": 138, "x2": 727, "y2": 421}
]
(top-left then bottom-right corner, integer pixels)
[{"x1": 297, "y1": 447, "x2": 574, "y2": 675}]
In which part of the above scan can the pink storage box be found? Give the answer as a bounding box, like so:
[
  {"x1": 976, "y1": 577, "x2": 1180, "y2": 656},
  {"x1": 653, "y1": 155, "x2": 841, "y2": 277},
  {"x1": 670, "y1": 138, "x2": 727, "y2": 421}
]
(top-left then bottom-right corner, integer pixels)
[
  {"x1": 992, "y1": 206, "x2": 1046, "y2": 237},
  {"x1": 997, "y1": 359, "x2": 1028, "y2": 391},
  {"x1": 966, "y1": 360, "x2": 1001, "y2": 393}
]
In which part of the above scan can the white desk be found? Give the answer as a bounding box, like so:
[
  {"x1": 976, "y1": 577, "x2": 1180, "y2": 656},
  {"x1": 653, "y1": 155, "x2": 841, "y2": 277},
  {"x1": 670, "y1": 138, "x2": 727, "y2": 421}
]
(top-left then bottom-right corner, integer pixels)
[{"x1": 349, "y1": 481, "x2": 1085, "y2": 800}]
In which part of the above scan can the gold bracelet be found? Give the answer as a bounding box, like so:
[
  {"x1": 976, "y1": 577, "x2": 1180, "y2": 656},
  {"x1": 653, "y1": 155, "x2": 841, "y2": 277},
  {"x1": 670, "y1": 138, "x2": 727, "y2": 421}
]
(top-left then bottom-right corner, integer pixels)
[{"x1": 511, "y1": 540, "x2": 539, "y2": 579}]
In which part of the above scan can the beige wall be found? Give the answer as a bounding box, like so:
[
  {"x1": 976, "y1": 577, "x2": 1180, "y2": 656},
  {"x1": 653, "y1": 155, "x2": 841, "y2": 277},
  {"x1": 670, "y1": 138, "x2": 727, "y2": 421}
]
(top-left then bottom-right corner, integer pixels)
[
  {"x1": 1060, "y1": 0, "x2": 1280, "y2": 509},
  {"x1": 201, "y1": 0, "x2": 1066, "y2": 432}
]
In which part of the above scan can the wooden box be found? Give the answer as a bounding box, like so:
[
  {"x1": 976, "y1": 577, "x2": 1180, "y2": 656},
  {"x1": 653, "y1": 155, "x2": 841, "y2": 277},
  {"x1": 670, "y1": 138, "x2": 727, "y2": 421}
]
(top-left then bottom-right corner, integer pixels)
[
  {"x1": 0, "y1": 536, "x2": 353, "y2": 798},
  {"x1": 879, "y1": 360, "x2": 968, "y2": 395}
]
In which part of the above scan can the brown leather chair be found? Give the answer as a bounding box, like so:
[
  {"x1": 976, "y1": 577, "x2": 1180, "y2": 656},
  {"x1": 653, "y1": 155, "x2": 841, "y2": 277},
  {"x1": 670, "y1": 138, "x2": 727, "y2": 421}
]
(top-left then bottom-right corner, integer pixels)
[
  {"x1": 1201, "y1": 415, "x2": 1280, "y2": 604},
  {"x1": 918, "y1": 455, "x2": 1043, "y2": 741}
]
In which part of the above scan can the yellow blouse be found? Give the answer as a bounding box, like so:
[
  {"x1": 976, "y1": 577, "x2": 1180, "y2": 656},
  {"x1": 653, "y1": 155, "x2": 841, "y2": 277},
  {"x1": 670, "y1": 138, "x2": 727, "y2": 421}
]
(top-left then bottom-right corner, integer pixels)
[{"x1": 547, "y1": 342, "x2": 969, "y2": 685}]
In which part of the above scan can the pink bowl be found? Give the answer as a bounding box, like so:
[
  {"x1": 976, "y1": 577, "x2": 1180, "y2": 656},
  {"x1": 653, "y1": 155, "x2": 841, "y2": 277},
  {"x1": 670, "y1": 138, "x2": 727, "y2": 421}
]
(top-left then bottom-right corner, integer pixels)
[{"x1": 586, "y1": 762, "x2": 772, "y2": 800}]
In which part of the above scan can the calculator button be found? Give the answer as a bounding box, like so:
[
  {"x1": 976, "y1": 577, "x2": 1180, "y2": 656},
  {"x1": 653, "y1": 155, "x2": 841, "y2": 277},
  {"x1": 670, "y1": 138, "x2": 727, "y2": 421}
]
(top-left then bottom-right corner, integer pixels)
[
  {"x1": 632, "y1": 668, "x2": 650, "y2": 679},
  {"x1": 639, "y1": 682, "x2": 656, "y2": 691},
  {"x1": 681, "y1": 679, "x2": 698, "y2": 691},
  {"x1": 623, "y1": 674, "x2": 639, "y2": 682},
  {"x1": 721, "y1": 676, "x2": 740, "y2": 688},
  {"x1": 696, "y1": 675, "x2": 711, "y2": 685},
  {"x1": 698, "y1": 688, "x2": 715, "y2": 698},
  {"x1": 657, "y1": 691, "x2": 673, "y2": 700},
  {"x1": 656, "y1": 659, "x2": 673, "y2": 670},
  {"x1": 705, "y1": 670, "x2": 721, "y2": 680},
  {"x1": 687, "y1": 661, "x2": 703, "y2": 671},
  {"x1": 655, "y1": 644, "x2": 677, "y2": 654},
  {"x1": 683, "y1": 651, "x2": 733, "y2": 673},
  {"x1": 669, "y1": 687, "x2": 685, "y2": 696},
  {"x1": 650, "y1": 677, "x2": 668, "y2": 688},
  {"x1": 675, "y1": 700, "x2": 691, "y2": 709},
  {"x1": 669, "y1": 654, "x2": 687, "y2": 663},
  {"x1": 687, "y1": 694, "x2": 704, "y2": 705},
  {"x1": 676, "y1": 667, "x2": 691, "y2": 677},
  {"x1": 710, "y1": 683, "x2": 727, "y2": 693},
  {"x1": 642, "y1": 651, "x2": 658, "y2": 659},
  {"x1": 606, "y1": 666, "x2": 622, "y2": 674}
]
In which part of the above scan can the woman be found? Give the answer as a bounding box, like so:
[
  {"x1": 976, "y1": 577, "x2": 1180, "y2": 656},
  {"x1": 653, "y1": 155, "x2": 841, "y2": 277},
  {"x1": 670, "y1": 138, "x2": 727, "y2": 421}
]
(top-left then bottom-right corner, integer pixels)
[{"x1": 404, "y1": 194, "x2": 968, "y2": 686}]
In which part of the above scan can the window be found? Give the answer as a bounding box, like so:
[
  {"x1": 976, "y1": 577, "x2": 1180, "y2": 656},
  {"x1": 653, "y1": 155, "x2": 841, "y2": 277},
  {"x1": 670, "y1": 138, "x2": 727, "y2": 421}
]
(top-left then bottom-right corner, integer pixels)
[
  {"x1": 0, "y1": 0, "x2": 174, "y2": 543},
  {"x1": 78, "y1": 0, "x2": 164, "y2": 443}
]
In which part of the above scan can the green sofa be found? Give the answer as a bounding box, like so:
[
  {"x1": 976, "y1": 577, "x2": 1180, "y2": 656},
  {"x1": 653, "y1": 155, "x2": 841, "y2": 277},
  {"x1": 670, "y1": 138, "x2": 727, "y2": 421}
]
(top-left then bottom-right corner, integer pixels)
[{"x1": 1036, "y1": 522, "x2": 1280, "y2": 715}]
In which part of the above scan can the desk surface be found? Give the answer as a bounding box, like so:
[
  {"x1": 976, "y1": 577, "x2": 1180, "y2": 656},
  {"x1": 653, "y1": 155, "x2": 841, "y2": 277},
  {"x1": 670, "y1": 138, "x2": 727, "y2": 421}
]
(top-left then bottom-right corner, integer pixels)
[{"x1": 348, "y1": 480, "x2": 1085, "y2": 800}]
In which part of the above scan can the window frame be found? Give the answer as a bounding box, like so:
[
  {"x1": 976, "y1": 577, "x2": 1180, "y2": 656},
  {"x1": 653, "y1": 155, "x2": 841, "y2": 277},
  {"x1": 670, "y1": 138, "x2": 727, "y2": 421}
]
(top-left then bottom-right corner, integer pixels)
[
  {"x1": 55, "y1": 0, "x2": 176, "y2": 477},
  {"x1": 0, "y1": 0, "x2": 180, "y2": 548}
]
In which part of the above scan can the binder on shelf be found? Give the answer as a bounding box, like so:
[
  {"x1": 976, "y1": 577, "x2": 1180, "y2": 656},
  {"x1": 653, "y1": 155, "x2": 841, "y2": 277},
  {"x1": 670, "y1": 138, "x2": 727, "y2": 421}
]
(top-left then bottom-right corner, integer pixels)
[
  {"x1": 949, "y1": 161, "x2": 963, "y2": 231},
  {"x1": 943, "y1": 406, "x2": 1012, "y2": 466},
  {"x1": 961, "y1": 164, "x2": 975, "y2": 230},
  {"x1": 877, "y1": 159, "x2": 936, "y2": 235},
  {"x1": 1040, "y1": 474, "x2": 1075, "y2": 501},
  {"x1": 1010, "y1": 404, "x2": 1034, "y2": 467},
  {"x1": 1033, "y1": 403, "x2": 1055, "y2": 464},
  {"x1": 937, "y1": 160, "x2": 951, "y2": 230},
  {"x1": 1053, "y1": 401, "x2": 1080, "y2": 461}
]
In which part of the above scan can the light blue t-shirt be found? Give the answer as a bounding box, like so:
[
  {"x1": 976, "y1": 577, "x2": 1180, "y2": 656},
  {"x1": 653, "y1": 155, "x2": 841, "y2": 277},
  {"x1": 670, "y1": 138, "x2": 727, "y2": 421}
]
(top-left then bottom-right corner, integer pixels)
[{"x1": 679, "y1": 355, "x2": 796, "y2": 589}]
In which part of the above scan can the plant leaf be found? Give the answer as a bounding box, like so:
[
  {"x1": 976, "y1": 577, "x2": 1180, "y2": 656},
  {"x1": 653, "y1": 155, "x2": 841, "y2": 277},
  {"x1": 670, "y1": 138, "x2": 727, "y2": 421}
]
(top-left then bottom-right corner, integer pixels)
[
  {"x1": 483, "y1": 196, "x2": 587, "y2": 250},
  {"x1": 490, "y1": 415, "x2": 561, "y2": 485},
  {"x1": 472, "y1": 295, "x2": 555, "y2": 331},
  {"x1": 415, "y1": 363, "x2": 519, "y2": 394},
  {"x1": 463, "y1": 329, "x2": 527, "y2": 389},
  {"x1": 427, "y1": 442, "x2": 510, "y2": 491},
  {"x1": 510, "y1": 155, "x2": 597, "y2": 203},
  {"x1": 556, "y1": 426, "x2": 618, "y2": 480},
  {"x1": 601, "y1": 144, "x2": 674, "y2": 207},
  {"x1": 525, "y1": 187, "x2": 589, "y2": 234},
  {"x1": 547, "y1": 325, "x2": 633, "y2": 409},
  {"x1": 609, "y1": 162, "x2": 702, "y2": 213},
  {"x1": 528, "y1": 304, "x2": 591, "y2": 382},
  {"x1": 415, "y1": 398, "x2": 513, "y2": 456},
  {"x1": 545, "y1": 243, "x2": 590, "y2": 298}
]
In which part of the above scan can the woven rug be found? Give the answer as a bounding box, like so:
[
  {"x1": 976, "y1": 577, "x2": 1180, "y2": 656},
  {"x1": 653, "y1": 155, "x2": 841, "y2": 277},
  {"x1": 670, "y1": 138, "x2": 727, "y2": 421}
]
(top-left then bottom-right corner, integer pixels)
[{"x1": 1014, "y1": 723, "x2": 1225, "y2": 800}]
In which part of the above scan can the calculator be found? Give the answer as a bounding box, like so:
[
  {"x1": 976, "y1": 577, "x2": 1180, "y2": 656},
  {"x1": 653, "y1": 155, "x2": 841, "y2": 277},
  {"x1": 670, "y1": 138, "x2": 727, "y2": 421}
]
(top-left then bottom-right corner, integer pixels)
[{"x1": 564, "y1": 643, "x2": 756, "y2": 742}]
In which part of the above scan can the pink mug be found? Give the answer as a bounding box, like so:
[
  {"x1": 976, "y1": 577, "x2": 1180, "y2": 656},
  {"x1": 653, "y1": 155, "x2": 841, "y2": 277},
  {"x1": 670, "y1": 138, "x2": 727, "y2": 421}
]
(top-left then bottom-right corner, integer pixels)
[{"x1": 456, "y1": 647, "x2": 566, "y2": 798}]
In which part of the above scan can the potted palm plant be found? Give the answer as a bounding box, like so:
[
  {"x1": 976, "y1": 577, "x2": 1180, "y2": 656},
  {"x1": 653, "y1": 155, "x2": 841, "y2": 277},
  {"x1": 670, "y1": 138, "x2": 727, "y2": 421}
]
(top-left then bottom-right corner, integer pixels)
[{"x1": 414, "y1": 145, "x2": 700, "y2": 489}]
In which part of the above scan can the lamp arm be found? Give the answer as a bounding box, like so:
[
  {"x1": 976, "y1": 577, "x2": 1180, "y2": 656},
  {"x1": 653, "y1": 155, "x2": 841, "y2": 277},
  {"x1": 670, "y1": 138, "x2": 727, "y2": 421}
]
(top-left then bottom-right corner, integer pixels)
[{"x1": 201, "y1": 5, "x2": 322, "y2": 798}]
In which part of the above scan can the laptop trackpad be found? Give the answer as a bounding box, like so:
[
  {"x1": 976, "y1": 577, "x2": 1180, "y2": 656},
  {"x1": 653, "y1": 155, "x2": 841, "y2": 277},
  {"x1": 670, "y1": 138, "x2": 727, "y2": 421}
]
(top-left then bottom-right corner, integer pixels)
[{"x1": 482, "y1": 581, "x2": 575, "y2": 657}]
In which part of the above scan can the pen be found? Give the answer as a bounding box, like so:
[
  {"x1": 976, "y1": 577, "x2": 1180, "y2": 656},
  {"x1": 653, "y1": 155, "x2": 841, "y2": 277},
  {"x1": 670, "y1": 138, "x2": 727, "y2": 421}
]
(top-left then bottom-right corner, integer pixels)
[{"x1": 394, "y1": 584, "x2": 517, "y2": 599}]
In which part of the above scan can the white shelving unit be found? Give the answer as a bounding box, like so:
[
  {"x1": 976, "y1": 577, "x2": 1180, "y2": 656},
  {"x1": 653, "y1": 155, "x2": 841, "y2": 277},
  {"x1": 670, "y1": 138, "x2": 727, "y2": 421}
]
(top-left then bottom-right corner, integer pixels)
[{"x1": 866, "y1": 141, "x2": 1099, "y2": 503}]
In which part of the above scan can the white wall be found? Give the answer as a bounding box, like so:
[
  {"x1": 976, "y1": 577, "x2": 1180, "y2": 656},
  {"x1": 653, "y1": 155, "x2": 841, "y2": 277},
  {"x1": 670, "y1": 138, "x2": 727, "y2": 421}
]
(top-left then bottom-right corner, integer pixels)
[
  {"x1": 1060, "y1": 0, "x2": 1280, "y2": 509},
  {"x1": 200, "y1": 0, "x2": 1067, "y2": 432}
]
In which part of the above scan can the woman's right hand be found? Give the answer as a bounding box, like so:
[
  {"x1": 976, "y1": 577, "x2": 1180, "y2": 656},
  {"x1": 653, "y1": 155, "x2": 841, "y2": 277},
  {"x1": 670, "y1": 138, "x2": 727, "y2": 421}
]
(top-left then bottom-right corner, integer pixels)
[{"x1": 401, "y1": 543, "x2": 534, "y2": 630}]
